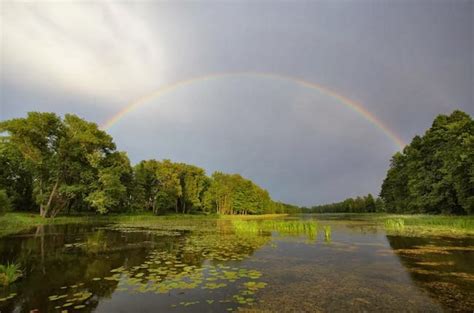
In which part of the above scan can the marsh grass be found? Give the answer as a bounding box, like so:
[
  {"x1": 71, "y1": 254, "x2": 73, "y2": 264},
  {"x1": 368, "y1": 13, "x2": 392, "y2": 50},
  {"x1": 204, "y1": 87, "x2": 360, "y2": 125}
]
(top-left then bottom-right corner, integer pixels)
[
  {"x1": 381, "y1": 215, "x2": 474, "y2": 236},
  {"x1": 232, "y1": 220, "x2": 318, "y2": 240},
  {"x1": 0, "y1": 263, "x2": 22, "y2": 286},
  {"x1": 313, "y1": 213, "x2": 474, "y2": 237},
  {"x1": 323, "y1": 225, "x2": 332, "y2": 242},
  {"x1": 384, "y1": 218, "x2": 405, "y2": 231}
]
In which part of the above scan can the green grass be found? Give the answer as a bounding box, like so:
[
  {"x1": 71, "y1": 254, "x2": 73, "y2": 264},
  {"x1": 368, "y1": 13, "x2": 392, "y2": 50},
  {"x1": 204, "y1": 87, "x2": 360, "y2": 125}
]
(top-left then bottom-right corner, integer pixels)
[
  {"x1": 382, "y1": 215, "x2": 474, "y2": 236},
  {"x1": 311, "y1": 213, "x2": 474, "y2": 237},
  {"x1": 0, "y1": 262, "x2": 22, "y2": 286},
  {"x1": 2, "y1": 212, "x2": 473, "y2": 239},
  {"x1": 323, "y1": 225, "x2": 332, "y2": 242},
  {"x1": 384, "y1": 218, "x2": 405, "y2": 231},
  {"x1": 232, "y1": 220, "x2": 318, "y2": 240}
]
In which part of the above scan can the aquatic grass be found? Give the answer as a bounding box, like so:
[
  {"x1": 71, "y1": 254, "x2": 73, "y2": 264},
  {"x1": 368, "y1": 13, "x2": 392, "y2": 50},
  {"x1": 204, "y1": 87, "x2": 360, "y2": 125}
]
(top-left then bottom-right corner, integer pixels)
[
  {"x1": 315, "y1": 213, "x2": 474, "y2": 237},
  {"x1": 0, "y1": 262, "x2": 22, "y2": 286},
  {"x1": 382, "y1": 215, "x2": 474, "y2": 236},
  {"x1": 400, "y1": 215, "x2": 474, "y2": 230},
  {"x1": 323, "y1": 225, "x2": 331, "y2": 242},
  {"x1": 384, "y1": 218, "x2": 405, "y2": 231},
  {"x1": 232, "y1": 220, "x2": 319, "y2": 240}
]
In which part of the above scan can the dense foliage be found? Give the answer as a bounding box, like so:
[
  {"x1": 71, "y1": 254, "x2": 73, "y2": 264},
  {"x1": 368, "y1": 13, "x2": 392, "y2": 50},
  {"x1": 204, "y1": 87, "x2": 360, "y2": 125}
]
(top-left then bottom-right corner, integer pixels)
[
  {"x1": 380, "y1": 110, "x2": 473, "y2": 214},
  {"x1": 0, "y1": 112, "x2": 300, "y2": 216},
  {"x1": 0, "y1": 189, "x2": 11, "y2": 215},
  {"x1": 308, "y1": 110, "x2": 473, "y2": 215}
]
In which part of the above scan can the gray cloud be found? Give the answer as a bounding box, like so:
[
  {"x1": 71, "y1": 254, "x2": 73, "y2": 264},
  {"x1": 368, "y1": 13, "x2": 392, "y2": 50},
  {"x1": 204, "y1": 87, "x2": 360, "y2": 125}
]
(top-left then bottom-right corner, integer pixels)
[{"x1": 1, "y1": 1, "x2": 472, "y2": 205}]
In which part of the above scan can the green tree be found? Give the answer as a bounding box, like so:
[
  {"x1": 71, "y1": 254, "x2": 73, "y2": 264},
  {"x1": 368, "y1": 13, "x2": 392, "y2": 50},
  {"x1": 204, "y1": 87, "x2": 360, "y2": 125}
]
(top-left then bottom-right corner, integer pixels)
[
  {"x1": 86, "y1": 152, "x2": 132, "y2": 214},
  {"x1": 365, "y1": 194, "x2": 376, "y2": 212},
  {"x1": 0, "y1": 140, "x2": 35, "y2": 211},
  {"x1": 0, "y1": 189, "x2": 11, "y2": 215},
  {"x1": 203, "y1": 172, "x2": 276, "y2": 215},
  {"x1": 0, "y1": 113, "x2": 120, "y2": 217},
  {"x1": 380, "y1": 110, "x2": 474, "y2": 215},
  {"x1": 154, "y1": 160, "x2": 182, "y2": 214}
]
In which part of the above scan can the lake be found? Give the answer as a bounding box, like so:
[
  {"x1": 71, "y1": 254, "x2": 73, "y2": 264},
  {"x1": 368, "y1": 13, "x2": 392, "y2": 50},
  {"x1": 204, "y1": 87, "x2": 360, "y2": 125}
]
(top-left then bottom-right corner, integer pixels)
[{"x1": 1, "y1": 215, "x2": 473, "y2": 312}]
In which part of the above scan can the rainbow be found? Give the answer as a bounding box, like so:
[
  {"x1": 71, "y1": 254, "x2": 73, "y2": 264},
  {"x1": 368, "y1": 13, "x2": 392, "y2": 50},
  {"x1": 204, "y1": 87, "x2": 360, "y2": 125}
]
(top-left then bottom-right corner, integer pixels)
[{"x1": 101, "y1": 72, "x2": 405, "y2": 149}]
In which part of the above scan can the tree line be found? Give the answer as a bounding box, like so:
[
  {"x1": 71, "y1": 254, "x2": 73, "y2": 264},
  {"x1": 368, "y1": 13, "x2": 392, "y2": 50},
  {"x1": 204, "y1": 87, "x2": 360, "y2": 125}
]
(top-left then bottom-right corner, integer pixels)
[
  {"x1": 308, "y1": 110, "x2": 473, "y2": 215},
  {"x1": 305, "y1": 194, "x2": 384, "y2": 213},
  {"x1": 0, "y1": 112, "x2": 300, "y2": 217}
]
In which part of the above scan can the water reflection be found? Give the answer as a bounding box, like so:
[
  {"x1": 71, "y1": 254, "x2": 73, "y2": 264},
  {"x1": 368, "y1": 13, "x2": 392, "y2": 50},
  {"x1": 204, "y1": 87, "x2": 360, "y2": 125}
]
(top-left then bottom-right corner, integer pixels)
[
  {"x1": 387, "y1": 235, "x2": 474, "y2": 312},
  {"x1": 0, "y1": 218, "x2": 473, "y2": 312}
]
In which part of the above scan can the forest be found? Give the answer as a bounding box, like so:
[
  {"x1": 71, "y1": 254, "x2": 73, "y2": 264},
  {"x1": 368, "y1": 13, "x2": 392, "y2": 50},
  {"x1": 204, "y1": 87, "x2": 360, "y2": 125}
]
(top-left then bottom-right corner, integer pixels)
[
  {"x1": 307, "y1": 110, "x2": 473, "y2": 215},
  {"x1": 1, "y1": 110, "x2": 472, "y2": 217},
  {"x1": 0, "y1": 112, "x2": 300, "y2": 217}
]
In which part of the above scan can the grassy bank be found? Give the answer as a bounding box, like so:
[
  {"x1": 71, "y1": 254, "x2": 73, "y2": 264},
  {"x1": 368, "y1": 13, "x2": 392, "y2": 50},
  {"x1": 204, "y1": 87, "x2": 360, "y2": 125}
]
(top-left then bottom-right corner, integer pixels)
[
  {"x1": 0, "y1": 212, "x2": 289, "y2": 238},
  {"x1": 312, "y1": 213, "x2": 474, "y2": 237},
  {"x1": 381, "y1": 214, "x2": 474, "y2": 237},
  {"x1": 1, "y1": 212, "x2": 472, "y2": 238}
]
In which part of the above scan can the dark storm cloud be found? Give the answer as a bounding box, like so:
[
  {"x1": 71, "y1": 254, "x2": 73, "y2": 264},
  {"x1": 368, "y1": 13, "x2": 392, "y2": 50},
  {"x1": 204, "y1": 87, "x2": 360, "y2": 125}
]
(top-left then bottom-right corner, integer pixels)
[{"x1": 1, "y1": 1, "x2": 472, "y2": 205}]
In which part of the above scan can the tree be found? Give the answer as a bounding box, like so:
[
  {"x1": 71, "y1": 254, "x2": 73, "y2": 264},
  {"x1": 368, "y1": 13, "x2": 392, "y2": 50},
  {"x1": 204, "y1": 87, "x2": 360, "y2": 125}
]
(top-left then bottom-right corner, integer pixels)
[
  {"x1": 0, "y1": 111, "x2": 293, "y2": 216},
  {"x1": 0, "y1": 140, "x2": 35, "y2": 211},
  {"x1": 154, "y1": 160, "x2": 182, "y2": 214},
  {"x1": 380, "y1": 110, "x2": 474, "y2": 215},
  {"x1": 365, "y1": 194, "x2": 376, "y2": 212},
  {"x1": 202, "y1": 172, "x2": 278, "y2": 215},
  {"x1": 0, "y1": 113, "x2": 120, "y2": 217},
  {"x1": 174, "y1": 163, "x2": 208, "y2": 214},
  {"x1": 0, "y1": 190, "x2": 11, "y2": 215},
  {"x1": 86, "y1": 152, "x2": 132, "y2": 214},
  {"x1": 375, "y1": 197, "x2": 385, "y2": 212},
  {"x1": 132, "y1": 160, "x2": 161, "y2": 212}
]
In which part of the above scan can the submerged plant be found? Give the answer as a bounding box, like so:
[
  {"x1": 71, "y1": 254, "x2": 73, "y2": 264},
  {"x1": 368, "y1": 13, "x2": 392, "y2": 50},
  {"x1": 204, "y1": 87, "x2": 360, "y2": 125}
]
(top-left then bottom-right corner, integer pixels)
[{"x1": 0, "y1": 262, "x2": 22, "y2": 286}]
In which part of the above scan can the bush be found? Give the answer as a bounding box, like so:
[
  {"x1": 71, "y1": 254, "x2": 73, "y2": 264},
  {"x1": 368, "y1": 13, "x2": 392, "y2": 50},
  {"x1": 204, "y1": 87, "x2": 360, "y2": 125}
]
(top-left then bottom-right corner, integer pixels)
[{"x1": 0, "y1": 189, "x2": 11, "y2": 215}]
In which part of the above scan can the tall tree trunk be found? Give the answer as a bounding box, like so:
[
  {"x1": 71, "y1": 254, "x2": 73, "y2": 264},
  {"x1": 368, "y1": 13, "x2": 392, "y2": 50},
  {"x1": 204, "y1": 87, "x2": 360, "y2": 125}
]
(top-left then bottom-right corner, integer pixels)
[
  {"x1": 43, "y1": 179, "x2": 59, "y2": 218},
  {"x1": 39, "y1": 179, "x2": 45, "y2": 217}
]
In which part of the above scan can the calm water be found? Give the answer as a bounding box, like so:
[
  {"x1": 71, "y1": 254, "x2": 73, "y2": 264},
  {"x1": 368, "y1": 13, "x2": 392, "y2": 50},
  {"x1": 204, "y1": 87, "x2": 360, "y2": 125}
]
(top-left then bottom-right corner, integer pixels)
[{"x1": 0, "y1": 216, "x2": 473, "y2": 313}]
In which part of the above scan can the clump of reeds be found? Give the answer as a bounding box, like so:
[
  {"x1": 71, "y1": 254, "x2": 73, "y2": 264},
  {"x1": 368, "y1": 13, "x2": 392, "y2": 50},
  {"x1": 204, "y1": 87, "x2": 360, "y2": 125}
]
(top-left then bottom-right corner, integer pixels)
[
  {"x1": 0, "y1": 262, "x2": 22, "y2": 286},
  {"x1": 323, "y1": 225, "x2": 331, "y2": 242},
  {"x1": 384, "y1": 218, "x2": 405, "y2": 231}
]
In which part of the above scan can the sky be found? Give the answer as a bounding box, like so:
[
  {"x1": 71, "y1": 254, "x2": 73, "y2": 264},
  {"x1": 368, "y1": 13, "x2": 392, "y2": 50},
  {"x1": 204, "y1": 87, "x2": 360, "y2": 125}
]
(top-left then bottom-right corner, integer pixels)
[{"x1": 1, "y1": 0, "x2": 473, "y2": 206}]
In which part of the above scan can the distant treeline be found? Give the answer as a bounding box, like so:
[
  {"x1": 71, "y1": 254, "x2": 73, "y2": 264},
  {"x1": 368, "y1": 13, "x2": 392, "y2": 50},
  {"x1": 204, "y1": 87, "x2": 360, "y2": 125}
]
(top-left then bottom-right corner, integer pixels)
[
  {"x1": 308, "y1": 110, "x2": 473, "y2": 215},
  {"x1": 305, "y1": 194, "x2": 384, "y2": 213},
  {"x1": 0, "y1": 112, "x2": 300, "y2": 217}
]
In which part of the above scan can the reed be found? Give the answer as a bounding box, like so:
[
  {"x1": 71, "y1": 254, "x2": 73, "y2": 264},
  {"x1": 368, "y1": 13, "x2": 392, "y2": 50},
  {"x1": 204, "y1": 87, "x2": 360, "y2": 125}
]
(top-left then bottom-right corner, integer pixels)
[
  {"x1": 323, "y1": 225, "x2": 332, "y2": 242},
  {"x1": 384, "y1": 218, "x2": 405, "y2": 231},
  {"x1": 0, "y1": 262, "x2": 22, "y2": 286},
  {"x1": 232, "y1": 220, "x2": 318, "y2": 240}
]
